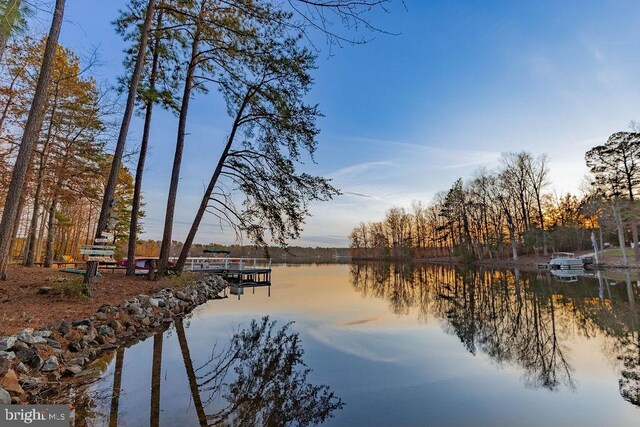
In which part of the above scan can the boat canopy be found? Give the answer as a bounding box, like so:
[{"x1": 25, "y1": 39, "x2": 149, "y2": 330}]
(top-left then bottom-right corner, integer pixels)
[{"x1": 203, "y1": 249, "x2": 231, "y2": 254}]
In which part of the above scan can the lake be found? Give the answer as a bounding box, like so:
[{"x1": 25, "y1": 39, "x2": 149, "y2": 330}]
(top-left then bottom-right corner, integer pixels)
[{"x1": 75, "y1": 263, "x2": 640, "y2": 426}]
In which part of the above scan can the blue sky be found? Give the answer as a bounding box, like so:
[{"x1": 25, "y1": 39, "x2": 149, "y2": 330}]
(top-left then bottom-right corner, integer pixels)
[{"x1": 28, "y1": 0, "x2": 640, "y2": 246}]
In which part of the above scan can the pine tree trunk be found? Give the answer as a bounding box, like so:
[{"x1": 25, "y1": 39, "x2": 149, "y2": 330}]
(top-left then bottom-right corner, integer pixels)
[
  {"x1": 87, "y1": 0, "x2": 156, "y2": 286},
  {"x1": 0, "y1": 0, "x2": 65, "y2": 280},
  {"x1": 127, "y1": 11, "x2": 163, "y2": 277},
  {"x1": 175, "y1": 319, "x2": 207, "y2": 426},
  {"x1": 109, "y1": 348, "x2": 125, "y2": 427},
  {"x1": 175, "y1": 112, "x2": 244, "y2": 273},
  {"x1": 158, "y1": 23, "x2": 202, "y2": 274},
  {"x1": 150, "y1": 333, "x2": 162, "y2": 427},
  {"x1": 44, "y1": 196, "x2": 58, "y2": 267},
  {"x1": 26, "y1": 84, "x2": 59, "y2": 266},
  {"x1": 35, "y1": 204, "x2": 47, "y2": 263}
]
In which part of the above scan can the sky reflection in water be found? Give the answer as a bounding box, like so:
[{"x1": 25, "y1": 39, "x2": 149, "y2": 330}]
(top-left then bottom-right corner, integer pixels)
[{"x1": 79, "y1": 264, "x2": 640, "y2": 426}]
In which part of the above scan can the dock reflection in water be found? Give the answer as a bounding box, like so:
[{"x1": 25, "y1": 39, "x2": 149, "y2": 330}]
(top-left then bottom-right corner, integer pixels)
[{"x1": 74, "y1": 264, "x2": 640, "y2": 426}]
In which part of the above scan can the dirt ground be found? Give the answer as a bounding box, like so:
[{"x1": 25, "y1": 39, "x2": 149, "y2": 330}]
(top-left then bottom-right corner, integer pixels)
[{"x1": 0, "y1": 265, "x2": 199, "y2": 336}]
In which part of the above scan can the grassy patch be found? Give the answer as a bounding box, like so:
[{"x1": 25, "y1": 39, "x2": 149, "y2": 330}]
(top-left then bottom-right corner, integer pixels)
[
  {"x1": 49, "y1": 278, "x2": 88, "y2": 299},
  {"x1": 602, "y1": 248, "x2": 635, "y2": 259},
  {"x1": 166, "y1": 271, "x2": 200, "y2": 288}
]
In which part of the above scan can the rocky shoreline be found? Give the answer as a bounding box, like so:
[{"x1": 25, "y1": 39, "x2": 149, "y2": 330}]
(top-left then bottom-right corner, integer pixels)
[{"x1": 0, "y1": 274, "x2": 227, "y2": 404}]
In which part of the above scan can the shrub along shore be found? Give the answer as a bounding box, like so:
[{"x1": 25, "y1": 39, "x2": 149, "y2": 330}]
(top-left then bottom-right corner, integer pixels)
[{"x1": 0, "y1": 274, "x2": 227, "y2": 404}]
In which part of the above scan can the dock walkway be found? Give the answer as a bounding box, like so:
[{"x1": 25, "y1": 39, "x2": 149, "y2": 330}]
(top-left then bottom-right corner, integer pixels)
[{"x1": 168, "y1": 257, "x2": 272, "y2": 286}]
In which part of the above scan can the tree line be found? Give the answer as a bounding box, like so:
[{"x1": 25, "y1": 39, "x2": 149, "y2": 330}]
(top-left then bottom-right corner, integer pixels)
[
  {"x1": 0, "y1": 0, "x2": 399, "y2": 288},
  {"x1": 350, "y1": 133, "x2": 640, "y2": 263}
]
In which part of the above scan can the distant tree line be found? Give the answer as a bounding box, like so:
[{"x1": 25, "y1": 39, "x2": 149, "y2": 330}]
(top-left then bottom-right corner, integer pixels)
[
  {"x1": 350, "y1": 135, "x2": 640, "y2": 262},
  {"x1": 119, "y1": 239, "x2": 349, "y2": 263}
]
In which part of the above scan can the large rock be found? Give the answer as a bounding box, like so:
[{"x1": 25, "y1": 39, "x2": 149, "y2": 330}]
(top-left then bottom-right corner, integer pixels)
[
  {"x1": 0, "y1": 337, "x2": 16, "y2": 352},
  {"x1": 0, "y1": 351, "x2": 15, "y2": 360},
  {"x1": 0, "y1": 387, "x2": 10, "y2": 404},
  {"x1": 58, "y1": 321, "x2": 71, "y2": 336},
  {"x1": 0, "y1": 370, "x2": 24, "y2": 397},
  {"x1": 15, "y1": 348, "x2": 37, "y2": 363},
  {"x1": 0, "y1": 357, "x2": 9, "y2": 377},
  {"x1": 67, "y1": 357, "x2": 85, "y2": 367},
  {"x1": 41, "y1": 356, "x2": 59, "y2": 372},
  {"x1": 11, "y1": 340, "x2": 29, "y2": 351},
  {"x1": 63, "y1": 365, "x2": 82, "y2": 376},
  {"x1": 17, "y1": 329, "x2": 46, "y2": 345},
  {"x1": 45, "y1": 338, "x2": 62, "y2": 349},
  {"x1": 28, "y1": 355, "x2": 44, "y2": 373},
  {"x1": 72, "y1": 318, "x2": 92, "y2": 327},
  {"x1": 98, "y1": 325, "x2": 114, "y2": 337}
]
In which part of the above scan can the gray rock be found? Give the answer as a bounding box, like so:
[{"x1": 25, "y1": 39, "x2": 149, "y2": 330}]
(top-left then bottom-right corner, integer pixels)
[
  {"x1": 28, "y1": 355, "x2": 44, "y2": 373},
  {"x1": 63, "y1": 365, "x2": 82, "y2": 376},
  {"x1": 98, "y1": 325, "x2": 114, "y2": 337},
  {"x1": 34, "y1": 330, "x2": 52, "y2": 338},
  {"x1": 58, "y1": 321, "x2": 71, "y2": 336},
  {"x1": 0, "y1": 351, "x2": 15, "y2": 360},
  {"x1": 45, "y1": 338, "x2": 61, "y2": 349},
  {"x1": 10, "y1": 340, "x2": 28, "y2": 351},
  {"x1": 68, "y1": 341, "x2": 82, "y2": 352},
  {"x1": 67, "y1": 358, "x2": 85, "y2": 367},
  {"x1": 0, "y1": 337, "x2": 16, "y2": 352},
  {"x1": 94, "y1": 312, "x2": 107, "y2": 321},
  {"x1": 0, "y1": 357, "x2": 9, "y2": 376},
  {"x1": 15, "y1": 348, "x2": 37, "y2": 363},
  {"x1": 72, "y1": 319, "x2": 92, "y2": 327},
  {"x1": 16, "y1": 330, "x2": 37, "y2": 345},
  {"x1": 17, "y1": 362, "x2": 29, "y2": 374},
  {"x1": 0, "y1": 387, "x2": 10, "y2": 404},
  {"x1": 148, "y1": 297, "x2": 161, "y2": 307},
  {"x1": 75, "y1": 325, "x2": 88, "y2": 332},
  {"x1": 41, "y1": 356, "x2": 59, "y2": 372}
]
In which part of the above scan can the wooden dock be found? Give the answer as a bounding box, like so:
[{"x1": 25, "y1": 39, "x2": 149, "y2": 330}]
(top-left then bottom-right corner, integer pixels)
[{"x1": 169, "y1": 257, "x2": 272, "y2": 286}]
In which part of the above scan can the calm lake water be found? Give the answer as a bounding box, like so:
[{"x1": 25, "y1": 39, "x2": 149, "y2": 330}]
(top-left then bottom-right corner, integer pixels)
[{"x1": 75, "y1": 263, "x2": 640, "y2": 426}]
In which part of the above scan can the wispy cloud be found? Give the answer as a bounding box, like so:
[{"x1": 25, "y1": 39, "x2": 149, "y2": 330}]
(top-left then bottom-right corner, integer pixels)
[
  {"x1": 341, "y1": 317, "x2": 380, "y2": 327},
  {"x1": 306, "y1": 325, "x2": 398, "y2": 363}
]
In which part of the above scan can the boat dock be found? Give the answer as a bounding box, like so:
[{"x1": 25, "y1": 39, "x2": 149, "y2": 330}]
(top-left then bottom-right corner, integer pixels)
[{"x1": 168, "y1": 257, "x2": 272, "y2": 286}]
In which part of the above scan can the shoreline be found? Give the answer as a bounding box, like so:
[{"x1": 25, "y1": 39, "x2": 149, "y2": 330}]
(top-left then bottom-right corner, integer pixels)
[
  {"x1": 352, "y1": 254, "x2": 640, "y2": 271},
  {"x1": 0, "y1": 274, "x2": 227, "y2": 405}
]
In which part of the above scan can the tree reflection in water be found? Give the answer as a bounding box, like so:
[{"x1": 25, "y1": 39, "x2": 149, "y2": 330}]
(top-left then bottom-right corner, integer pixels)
[
  {"x1": 188, "y1": 316, "x2": 344, "y2": 426},
  {"x1": 350, "y1": 263, "x2": 640, "y2": 406}
]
